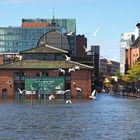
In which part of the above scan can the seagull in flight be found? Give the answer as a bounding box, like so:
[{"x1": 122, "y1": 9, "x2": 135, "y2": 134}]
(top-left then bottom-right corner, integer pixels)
[
  {"x1": 76, "y1": 87, "x2": 82, "y2": 91},
  {"x1": 68, "y1": 68, "x2": 75, "y2": 73},
  {"x1": 85, "y1": 27, "x2": 100, "y2": 37},
  {"x1": 66, "y1": 100, "x2": 72, "y2": 104},
  {"x1": 17, "y1": 88, "x2": 26, "y2": 94},
  {"x1": 67, "y1": 32, "x2": 73, "y2": 36},
  {"x1": 58, "y1": 68, "x2": 65, "y2": 74},
  {"x1": 6, "y1": 80, "x2": 13, "y2": 85},
  {"x1": 73, "y1": 65, "x2": 80, "y2": 70},
  {"x1": 82, "y1": 45, "x2": 90, "y2": 53},
  {"x1": 65, "y1": 55, "x2": 71, "y2": 61},
  {"x1": 48, "y1": 95, "x2": 55, "y2": 100},
  {"x1": 64, "y1": 89, "x2": 71, "y2": 93},
  {"x1": 40, "y1": 41, "x2": 45, "y2": 44},
  {"x1": 93, "y1": 27, "x2": 100, "y2": 36},
  {"x1": 89, "y1": 89, "x2": 96, "y2": 99},
  {"x1": 72, "y1": 82, "x2": 76, "y2": 85},
  {"x1": 111, "y1": 76, "x2": 118, "y2": 82}
]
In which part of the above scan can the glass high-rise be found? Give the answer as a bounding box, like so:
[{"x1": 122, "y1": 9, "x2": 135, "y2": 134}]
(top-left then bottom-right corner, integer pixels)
[{"x1": 0, "y1": 18, "x2": 76, "y2": 55}]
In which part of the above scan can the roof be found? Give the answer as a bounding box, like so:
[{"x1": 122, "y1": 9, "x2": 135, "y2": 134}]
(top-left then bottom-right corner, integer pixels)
[
  {"x1": 136, "y1": 23, "x2": 140, "y2": 27},
  {"x1": 20, "y1": 44, "x2": 68, "y2": 54},
  {"x1": 0, "y1": 60, "x2": 93, "y2": 70},
  {"x1": 133, "y1": 36, "x2": 140, "y2": 47}
]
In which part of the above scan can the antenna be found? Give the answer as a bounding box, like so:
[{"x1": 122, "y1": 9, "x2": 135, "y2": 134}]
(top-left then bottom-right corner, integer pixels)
[
  {"x1": 53, "y1": 8, "x2": 55, "y2": 19},
  {"x1": 51, "y1": 7, "x2": 56, "y2": 29}
]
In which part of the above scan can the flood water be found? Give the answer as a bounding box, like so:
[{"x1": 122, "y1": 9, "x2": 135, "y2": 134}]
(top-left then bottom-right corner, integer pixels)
[{"x1": 0, "y1": 94, "x2": 140, "y2": 140}]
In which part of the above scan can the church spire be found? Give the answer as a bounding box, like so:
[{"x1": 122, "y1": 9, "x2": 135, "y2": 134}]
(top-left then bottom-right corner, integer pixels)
[{"x1": 51, "y1": 8, "x2": 56, "y2": 29}]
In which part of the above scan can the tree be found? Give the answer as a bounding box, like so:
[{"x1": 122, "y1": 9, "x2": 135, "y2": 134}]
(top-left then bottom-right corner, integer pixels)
[
  {"x1": 114, "y1": 69, "x2": 122, "y2": 78},
  {"x1": 122, "y1": 61, "x2": 140, "y2": 83}
]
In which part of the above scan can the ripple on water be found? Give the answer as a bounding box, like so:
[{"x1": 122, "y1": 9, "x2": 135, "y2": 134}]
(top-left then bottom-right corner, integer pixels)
[{"x1": 0, "y1": 94, "x2": 140, "y2": 140}]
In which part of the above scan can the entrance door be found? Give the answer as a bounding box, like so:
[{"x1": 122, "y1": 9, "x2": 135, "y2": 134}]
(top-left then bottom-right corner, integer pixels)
[
  {"x1": 77, "y1": 90, "x2": 83, "y2": 99},
  {"x1": 2, "y1": 89, "x2": 8, "y2": 100}
]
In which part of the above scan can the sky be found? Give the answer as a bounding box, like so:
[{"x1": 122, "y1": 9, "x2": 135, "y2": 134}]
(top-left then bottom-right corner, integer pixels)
[{"x1": 0, "y1": 0, "x2": 140, "y2": 62}]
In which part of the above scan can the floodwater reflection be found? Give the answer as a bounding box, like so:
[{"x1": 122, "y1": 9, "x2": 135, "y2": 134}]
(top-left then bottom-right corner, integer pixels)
[{"x1": 0, "y1": 94, "x2": 140, "y2": 140}]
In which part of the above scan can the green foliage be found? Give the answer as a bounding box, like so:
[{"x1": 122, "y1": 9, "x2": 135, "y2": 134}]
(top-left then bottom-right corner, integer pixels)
[
  {"x1": 114, "y1": 69, "x2": 122, "y2": 78},
  {"x1": 122, "y1": 61, "x2": 140, "y2": 82}
]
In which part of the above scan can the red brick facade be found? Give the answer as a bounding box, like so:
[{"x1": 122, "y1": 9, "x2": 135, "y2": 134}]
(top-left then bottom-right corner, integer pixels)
[
  {"x1": 71, "y1": 71, "x2": 91, "y2": 98},
  {"x1": 22, "y1": 22, "x2": 49, "y2": 28},
  {"x1": 128, "y1": 47, "x2": 140, "y2": 68},
  {"x1": 0, "y1": 70, "x2": 13, "y2": 99},
  {"x1": 0, "y1": 54, "x2": 3, "y2": 65},
  {"x1": 76, "y1": 35, "x2": 87, "y2": 57},
  {"x1": 0, "y1": 69, "x2": 92, "y2": 99}
]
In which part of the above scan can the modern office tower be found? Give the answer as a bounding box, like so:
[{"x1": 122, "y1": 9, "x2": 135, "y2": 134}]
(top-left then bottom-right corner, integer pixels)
[
  {"x1": 0, "y1": 18, "x2": 76, "y2": 62},
  {"x1": 120, "y1": 32, "x2": 135, "y2": 74}
]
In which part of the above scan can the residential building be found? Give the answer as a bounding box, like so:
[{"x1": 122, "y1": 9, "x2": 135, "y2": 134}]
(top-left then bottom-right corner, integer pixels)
[
  {"x1": 128, "y1": 37, "x2": 140, "y2": 67},
  {"x1": 100, "y1": 58, "x2": 120, "y2": 77},
  {"x1": 120, "y1": 32, "x2": 135, "y2": 74}
]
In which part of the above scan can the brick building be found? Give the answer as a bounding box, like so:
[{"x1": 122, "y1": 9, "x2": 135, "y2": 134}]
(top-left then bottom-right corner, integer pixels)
[
  {"x1": 128, "y1": 37, "x2": 140, "y2": 68},
  {"x1": 76, "y1": 35, "x2": 87, "y2": 57},
  {"x1": 0, "y1": 18, "x2": 94, "y2": 100},
  {"x1": 0, "y1": 44, "x2": 93, "y2": 100}
]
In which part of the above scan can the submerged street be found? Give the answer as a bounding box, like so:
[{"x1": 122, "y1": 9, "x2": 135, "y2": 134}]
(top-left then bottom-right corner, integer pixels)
[{"x1": 0, "y1": 94, "x2": 140, "y2": 140}]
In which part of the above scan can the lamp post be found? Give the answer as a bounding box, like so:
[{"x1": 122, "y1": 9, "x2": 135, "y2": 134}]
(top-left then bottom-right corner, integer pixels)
[{"x1": 44, "y1": 86, "x2": 46, "y2": 102}]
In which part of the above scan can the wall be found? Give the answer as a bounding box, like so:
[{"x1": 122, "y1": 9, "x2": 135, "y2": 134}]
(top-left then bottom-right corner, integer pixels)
[
  {"x1": 0, "y1": 70, "x2": 13, "y2": 99},
  {"x1": 76, "y1": 35, "x2": 87, "y2": 57},
  {"x1": 0, "y1": 55, "x2": 3, "y2": 65},
  {"x1": 0, "y1": 69, "x2": 92, "y2": 99},
  {"x1": 22, "y1": 22, "x2": 49, "y2": 28},
  {"x1": 71, "y1": 70, "x2": 92, "y2": 99}
]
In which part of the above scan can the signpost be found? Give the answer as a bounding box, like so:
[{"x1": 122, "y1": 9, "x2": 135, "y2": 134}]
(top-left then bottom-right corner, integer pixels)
[{"x1": 25, "y1": 77, "x2": 65, "y2": 99}]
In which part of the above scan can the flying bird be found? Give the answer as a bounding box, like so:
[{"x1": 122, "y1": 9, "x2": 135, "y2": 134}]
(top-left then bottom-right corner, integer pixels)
[
  {"x1": 67, "y1": 32, "x2": 73, "y2": 36},
  {"x1": 73, "y1": 65, "x2": 80, "y2": 70},
  {"x1": 89, "y1": 89, "x2": 96, "y2": 99},
  {"x1": 58, "y1": 68, "x2": 65, "y2": 74},
  {"x1": 6, "y1": 80, "x2": 13, "y2": 85},
  {"x1": 76, "y1": 87, "x2": 82, "y2": 91},
  {"x1": 82, "y1": 45, "x2": 90, "y2": 53},
  {"x1": 64, "y1": 89, "x2": 71, "y2": 93},
  {"x1": 65, "y1": 55, "x2": 71, "y2": 61},
  {"x1": 111, "y1": 76, "x2": 118, "y2": 82},
  {"x1": 93, "y1": 27, "x2": 100, "y2": 36},
  {"x1": 85, "y1": 27, "x2": 100, "y2": 37},
  {"x1": 104, "y1": 78, "x2": 110, "y2": 83},
  {"x1": 68, "y1": 68, "x2": 75, "y2": 73},
  {"x1": 48, "y1": 95, "x2": 55, "y2": 100},
  {"x1": 72, "y1": 82, "x2": 76, "y2": 85},
  {"x1": 17, "y1": 88, "x2": 26, "y2": 94},
  {"x1": 40, "y1": 41, "x2": 45, "y2": 44},
  {"x1": 66, "y1": 100, "x2": 72, "y2": 104}
]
